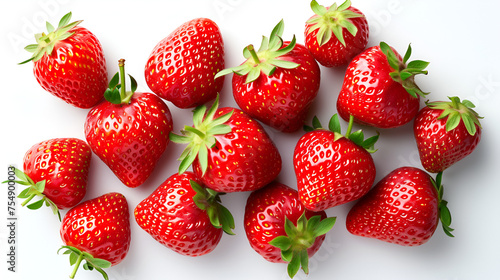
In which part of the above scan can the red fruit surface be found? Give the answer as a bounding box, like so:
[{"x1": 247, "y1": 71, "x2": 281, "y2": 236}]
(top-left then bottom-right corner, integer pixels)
[{"x1": 145, "y1": 18, "x2": 225, "y2": 108}]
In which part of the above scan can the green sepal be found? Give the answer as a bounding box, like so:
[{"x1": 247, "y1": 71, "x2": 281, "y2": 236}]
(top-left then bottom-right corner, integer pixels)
[
  {"x1": 427, "y1": 96, "x2": 483, "y2": 136},
  {"x1": 105, "y1": 59, "x2": 136, "y2": 105},
  {"x1": 58, "y1": 245, "x2": 111, "y2": 280},
  {"x1": 431, "y1": 172, "x2": 455, "y2": 238}
]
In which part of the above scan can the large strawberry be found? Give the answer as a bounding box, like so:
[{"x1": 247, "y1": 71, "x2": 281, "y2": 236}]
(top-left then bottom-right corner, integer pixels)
[
  {"x1": 346, "y1": 167, "x2": 453, "y2": 246},
  {"x1": 170, "y1": 96, "x2": 282, "y2": 193},
  {"x1": 135, "y1": 172, "x2": 234, "y2": 257},
  {"x1": 414, "y1": 96, "x2": 482, "y2": 173},
  {"x1": 85, "y1": 59, "x2": 173, "y2": 188},
  {"x1": 304, "y1": 0, "x2": 369, "y2": 67},
  {"x1": 294, "y1": 114, "x2": 378, "y2": 211},
  {"x1": 244, "y1": 182, "x2": 336, "y2": 278},
  {"x1": 21, "y1": 12, "x2": 107, "y2": 108},
  {"x1": 59, "y1": 192, "x2": 131, "y2": 279},
  {"x1": 215, "y1": 20, "x2": 320, "y2": 133},
  {"x1": 145, "y1": 18, "x2": 225, "y2": 108},
  {"x1": 4, "y1": 138, "x2": 91, "y2": 219},
  {"x1": 337, "y1": 42, "x2": 429, "y2": 128}
]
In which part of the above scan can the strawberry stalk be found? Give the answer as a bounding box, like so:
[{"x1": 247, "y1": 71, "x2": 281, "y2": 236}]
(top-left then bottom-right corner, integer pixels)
[
  {"x1": 104, "y1": 59, "x2": 137, "y2": 105},
  {"x1": 58, "y1": 245, "x2": 111, "y2": 280}
]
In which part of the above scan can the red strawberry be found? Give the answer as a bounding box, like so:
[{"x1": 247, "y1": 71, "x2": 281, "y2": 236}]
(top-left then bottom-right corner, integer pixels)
[
  {"x1": 21, "y1": 12, "x2": 107, "y2": 108},
  {"x1": 85, "y1": 59, "x2": 173, "y2": 188},
  {"x1": 346, "y1": 167, "x2": 453, "y2": 246},
  {"x1": 414, "y1": 96, "x2": 482, "y2": 173},
  {"x1": 244, "y1": 182, "x2": 336, "y2": 278},
  {"x1": 294, "y1": 114, "x2": 378, "y2": 211},
  {"x1": 304, "y1": 0, "x2": 369, "y2": 67},
  {"x1": 215, "y1": 20, "x2": 320, "y2": 133},
  {"x1": 135, "y1": 172, "x2": 234, "y2": 257},
  {"x1": 145, "y1": 18, "x2": 225, "y2": 108},
  {"x1": 337, "y1": 42, "x2": 429, "y2": 128},
  {"x1": 170, "y1": 96, "x2": 281, "y2": 193},
  {"x1": 59, "y1": 192, "x2": 131, "y2": 279},
  {"x1": 4, "y1": 138, "x2": 91, "y2": 219}
]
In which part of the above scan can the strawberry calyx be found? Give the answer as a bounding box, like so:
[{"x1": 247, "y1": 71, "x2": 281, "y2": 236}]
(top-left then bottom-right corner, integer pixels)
[
  {"x1": 304, "y1": 114, "x2": 379, "y2": 153},
  {"x1": 190, "y1": 180, "x2": 235, "y2": 235},
  {"x1": 2, "y1": 166, "x2": 61, "y2": 220},
  {"x1": 269, "y1": 213, "x2": 336, "y2": 278},
  {"x1": 427, "y1": 96, "x2": 483, "y2": 136},
  {"x1": 431, "y1": 172, "x2": 454, "y2": 237},
  {"x1": 170, "y1": 95, "x2": 233, "y2": 175},
  {"x1": 214, "y1": 19, "x2": 299, "y2": 84},
  {"x1": 379, "y1": 42, "x2": 429, "y2": 98},
  {"x1": 58, "y1": 245, "x2": 112, "y2": 280},
  {"x1": 20, "y1": 12, "x2": 82, "y2": 64},
  {"x1": 306, "y1": 0, "x2": 365, "y2": 46},
  {"x1": 104, "y1": 59, "x2": 138, "y2": 105}
]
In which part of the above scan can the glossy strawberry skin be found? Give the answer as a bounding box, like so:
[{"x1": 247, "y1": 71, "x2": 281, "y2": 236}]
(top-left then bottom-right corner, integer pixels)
[
  {"x1": 304, "y1": 6, "x2": 369, "y2": 67},
  {"x1": 192, "y1": 107, "x2": 282, "y2": 193},
  {"x1": 244, "y1": 182, "x2": 327, "y2": 263},
  {"x1": 293, "y1": 130, "x2": 376, "y2": 211},
  {"x1": 23, "y1": 138, "x2": 91, "y2": 209},
  {"x1": 145, "y1": 18, "x2": 225, "y2": 108},
  {"x1": 414, "y1": 106, "x2": 481, "y2": 173},
  {"x1": 84, "y1": 92, "x2": 173, "y2": 188},
  {"x1": 346, "y1": 167, "x2": 439, "y2": 246},
  {"x1": 135, "y1": 172, "x2": 222, "y2": 257},
  {"x1": 337, "y1": 45, "x2": 420, "y2": 128},
  {"x1": 60, "y1": 192, "x2": 131, "y2": 265},
  {"x1": 33, "y1": 26, "x2": 107, "y2": 108},
  {"x1": 232, "y1": 42, "x2": 320, "y2": 132}
]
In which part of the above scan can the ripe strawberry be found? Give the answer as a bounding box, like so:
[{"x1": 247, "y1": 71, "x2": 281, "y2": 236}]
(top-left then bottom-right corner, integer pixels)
[
  {"x1": 215, "y1": 20, "x2": 320, "y2": 133},
  {"x1": 244, "y1": 182, "x2": 336, "y2": 278},
  {"x1": 4, "y1": 138, "x2": 91, "y2": 219},
  {"x1": 346, "y1": 167, "x2": 454, "y2": 246},
  {"x1": 145, "y1": 18, "x2": 225, "y2": 108},
  {"x1": 294, "y1": 114, "x2": 378, "y2": 211},
  {"x1": 304, "y1": 0, "x2": 369, "y2": 67},
  {"x1": 59, "y1": 192, "x2": 131, "y2": 279},
  {"x1": 21, "y1": 12, "x2": 107, "y2": 108},
  {"x1": 337, "y1": 42, "x2": 430, "y2": 128},
  {"x1": 170, "y1": 96, "x2": 282, "y2": 193},
  {"x1": 135, "y1": 172, "x2": 234, "y2": 257},
  {"x1": 85, "y1": 59, "x2": 173, "y2": 188},
  {"x1": 414, "y1": 96, "x2": 482, "y2": 173}
]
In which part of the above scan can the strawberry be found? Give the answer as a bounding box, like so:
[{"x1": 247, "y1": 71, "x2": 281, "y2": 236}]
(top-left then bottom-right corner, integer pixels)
[
  {"x1": 304, "y1": 0, "x2": 369, "y2": 67},
  {"x1": 346, "y1": 167, "x2": 454, "y2": 246},
  {"x1": 145, "y1": 18, "x2": 225, "y2": 108},
  {"x1": 135, "y1": 172, "x2": 234, "y2": 257},
  {"x1": 59, "y1": 192, "x2": 131, "y2": 279},
  {"x1": 293, "y1": 114, "x2": 378, "y2": 211},
  {"x1": 170, "y1": 95, "x2": 282, "y2": 193},
  {"x1": 21, "y1": 12, "x2": 107, "y2": 108},
  {"x1": 337, "y1": 42, "x2": 430, "y2": 128},
  {"x1": 414, "y1": 96, "x2": 482, "y2": 173},
  {"x1": 85, "y1": 59, "x2": 173, "y2": 188},
  {"x1": 244, "y1": 182, "x2": 336, "y2": 278},
  {"x1": 4, "y1": 138, "x2": 91, "y2": 219},
  {"x1": 215, "y1": 20, "x2": 321, "y2": 133}
]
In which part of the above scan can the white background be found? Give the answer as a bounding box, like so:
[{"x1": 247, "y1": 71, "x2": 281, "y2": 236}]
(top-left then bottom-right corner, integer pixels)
[{"x1": 1, "y1": 0, "x2": 499, "y2": 279}]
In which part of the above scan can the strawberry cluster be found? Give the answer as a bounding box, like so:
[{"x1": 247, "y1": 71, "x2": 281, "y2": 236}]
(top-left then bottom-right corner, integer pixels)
[{"x1": 7, "y1": 1, "x2": 482, "y2": 279}]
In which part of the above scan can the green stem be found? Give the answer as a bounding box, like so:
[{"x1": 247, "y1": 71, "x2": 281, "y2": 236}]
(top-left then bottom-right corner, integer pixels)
[
  {"x1": 21, "y1": 194, "x2": 37, "y2": 207},
  {"x1": 69, "y1": 253, "x2": 84, "y2": 279},
  {"x1": 118, "y1": 59, "x2": 126, "y2": 101},
  {"x1": 346, "y1": 115, "x2": 354, "y2": 137},
  {"x1": 247, "y1": 45, "x2": 261, "y2": 64}
]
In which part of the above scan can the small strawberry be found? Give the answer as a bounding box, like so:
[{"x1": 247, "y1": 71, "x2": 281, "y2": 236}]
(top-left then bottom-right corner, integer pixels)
[
  {"x1": 145, "y1": 18, "x2": 225, "y2": 108},
  {"x1": 215, "y1": 20, "x2": 321, "y2": 133},
  {"x1": 85, "y1": 59, "x2": 173, "y2": 188},
  {"x1": 346, "y1": 167, "x2": 453, "y2": 246},
  {"x1": 414, "y1": 96, "x2": 482, "y2": 173},
  {"x1": 3, "y1": 138, "x2": 91, "y2": 219},
  {"x1": 337, "y1": 42, "x2": 430, "y2": 128},
  {"x1": 21, "y1": 12, "x2": 107, "y2": 108},
  {"x1": 304, "y1": 0, "x2": 369, "y2": 67},
  {"x1": 59, "y1": 192, "x2": 131, "y2": 280},
  {"x1": 244, "y1": 182, "x2": 336, "y2": 278},
  {"x1": 135, "y1": 172, "x2": 234, "y2": 257},
  {"x1": 293, "y1": 114, "x2": 378, "y2": 211},
  {"x1": 170, "y1": 95, "x2": 282, "y2": 193}
]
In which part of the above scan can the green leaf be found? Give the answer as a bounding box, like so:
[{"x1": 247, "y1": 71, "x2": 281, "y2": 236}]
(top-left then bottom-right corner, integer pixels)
[
  {"x1": 328, "y1": 114, "x2": 341, "y2": 133},
  {"x1": 270, "y1": 236, "x2": 292, "y2": 251},
  {"x1": 282, "y1": 248, "x2": 293, "y2": 263},
  {"x1": 218, "y1": 204, "x2": 235, "y2": 235},
  {"x1": 34, "y1": 180, "x2": 45, "y2": 192},
  {"x1": 274, "y1": 35, "x2": 297, "y2": 57},
  {"x1": 245, "y1": 67, "x2": 261, "y2": 84},
  {"x1": 169, "y1": 133, "x2": 191, "y2": 144},
  {"x1": 93, "y1": 266, "x2": 109, "y2": 280},
  {"x1": 312, "y1": 116, "x2": 322, "y2": 130},
  {"x1": 337, "y1": 0, "x2": 352, "y2": 11},
  {"x1": 306, "y1": 215, "x2": 322, "y2": 233},
  {"x1": 14, "y1": 168, "x2": 28, "y2": 182},
  {"x1": 17, "y1": 187, "x2": 31, "y2": 199},
  {"x1": 69, "y1": 252, "x2": 79, "y2": 266},
  {"x1": 407, "y1": 60, "x2": 430, "y2": 71},
  {"x1": 257, "y1": 36, "x2": 269, "y2": 53},
  {"x1": 27, "y1": 199, "x2": 45, "y2": 210},
  {"x1": 461, "y1": 113, "x2": 477, "y2": 136},
  {"x1": 268, "y1": 59, "x2": 299, "y2": 69},
  {"x1": 108, "y1": 72, "x2": 119, "y2": 89},
  {"x1": 445, "y1": 113, "x2": 461, "y2": 132},
  {"x1": 198, "y1": 145, "x2": 208, "y2": 175},
  {"x1": 348, "y1": 130, "x2": 364, "y2": 146},
  {"x1": 269, "y1": 19, "x2": 285, "y2": 47},
  {"x1": 129, "y1": 74, "x2": 138, "y2": 93},
  {"x1": 331, "y1": 24, "x2": 345, "y2": 47},
  {"x1": 287, "y1": 253, "x2": 301, "y2": 278},
  {"x1": 24, "y1": 44, "x2": 39, "y2": 53},
  {"x1": 310, "y1": 0, "x2": 327, "y2": 15},
  {"x1": 403, "y1": 44, "x2": 412, "y2": 64},
  {"x1": 89, "y1": 258, "x2": 112, "y2": 269},
  {"x1": 58, "y1": 12, "x2": 72, "y2": 28},
  {"x1": 461, "y1": 99, "x2": 475, "y2": 108},
  {"x1": 207, "y1": 206, "x2": 221, "y2": 229},
  {"x1": 313, "y1": 217, "x2": 336, "y2": 236},
  {"x1": 339, "y1": 19, "x2": 358, "y2": 37},
  {"x1": 400, "y1": 71, "x2": 412, "y2": 81},
  {"x1": 104, "y1": 88, "x2": 121, "y2": 104},
  {"x1": 300, "y1": 250, "x2": 309, "y2": 275}
]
